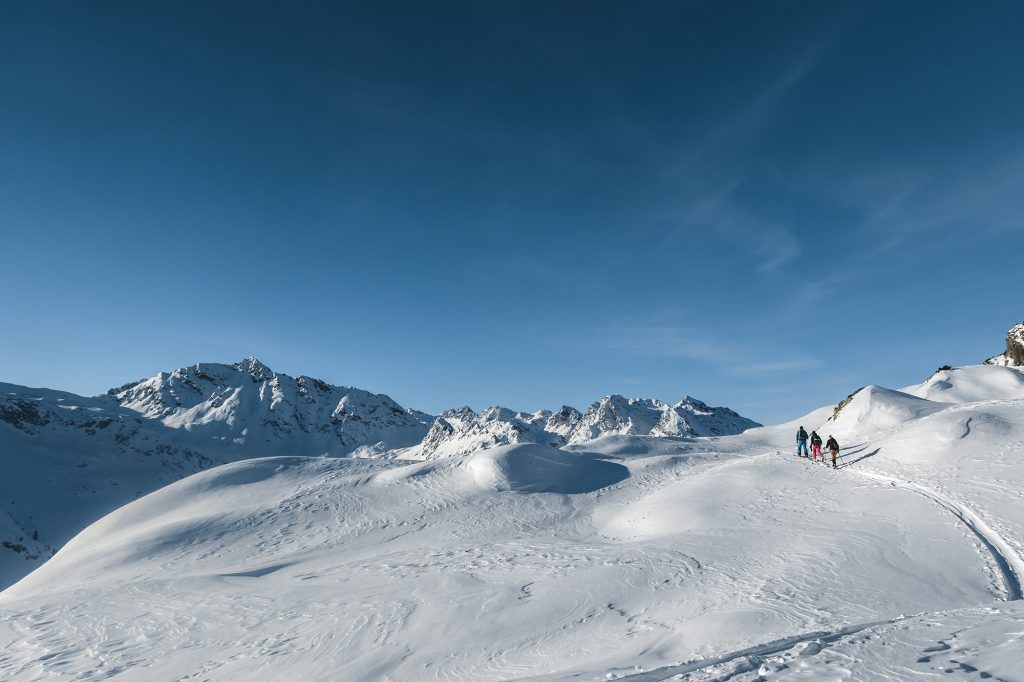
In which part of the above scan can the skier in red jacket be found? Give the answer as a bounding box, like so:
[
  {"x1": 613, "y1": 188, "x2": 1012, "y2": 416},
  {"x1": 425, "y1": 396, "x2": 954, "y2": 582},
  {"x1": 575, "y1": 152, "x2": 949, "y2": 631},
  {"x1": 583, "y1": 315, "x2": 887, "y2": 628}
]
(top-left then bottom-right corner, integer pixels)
[{"x1": 810, "y1": 431, "x2": 823, "y2": 462}]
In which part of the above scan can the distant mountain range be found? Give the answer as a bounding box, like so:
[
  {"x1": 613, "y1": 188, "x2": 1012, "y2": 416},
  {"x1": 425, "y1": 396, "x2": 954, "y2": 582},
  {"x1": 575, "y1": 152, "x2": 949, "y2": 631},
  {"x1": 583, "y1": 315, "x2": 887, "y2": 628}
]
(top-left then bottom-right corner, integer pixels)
[
  {"x1": 409, "y1": 395, "x2": 759, "y2": 459},
  {"x1": 0, "y1": 357, "x2": 758, "y2": 588}
]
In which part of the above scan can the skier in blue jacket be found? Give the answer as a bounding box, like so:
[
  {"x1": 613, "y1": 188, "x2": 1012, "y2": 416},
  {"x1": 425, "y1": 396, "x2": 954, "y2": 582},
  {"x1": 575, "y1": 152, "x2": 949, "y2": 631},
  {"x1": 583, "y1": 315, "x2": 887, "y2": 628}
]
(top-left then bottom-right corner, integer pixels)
[{"x1": 796, "y1": 426, "x2": 809, "y2": 457}]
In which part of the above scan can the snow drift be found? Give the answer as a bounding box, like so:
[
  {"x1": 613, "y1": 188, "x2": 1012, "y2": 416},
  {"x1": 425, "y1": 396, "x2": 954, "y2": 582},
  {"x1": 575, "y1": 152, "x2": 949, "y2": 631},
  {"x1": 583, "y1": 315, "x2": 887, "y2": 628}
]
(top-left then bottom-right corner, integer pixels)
[
  {"x1": 825, "y1": 384, "x2": 946, "y2": 437},
  {"x1": 904, "y1": 364, "x2": 1024, "y2": 403}
]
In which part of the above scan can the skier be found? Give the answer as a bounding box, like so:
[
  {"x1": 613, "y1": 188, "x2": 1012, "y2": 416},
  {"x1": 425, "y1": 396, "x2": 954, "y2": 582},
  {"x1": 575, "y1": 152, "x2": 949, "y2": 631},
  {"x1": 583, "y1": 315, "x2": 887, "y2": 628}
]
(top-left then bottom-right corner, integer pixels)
[
  {"x1": 810, "y1": 430, "x2": 823, "y2": 462},
  {"x1": 796, "y1": 426, "x2": 809, "y2": 458},
  {"x1": 826, "y1": 435, "x2": 840, "y2": 469}
]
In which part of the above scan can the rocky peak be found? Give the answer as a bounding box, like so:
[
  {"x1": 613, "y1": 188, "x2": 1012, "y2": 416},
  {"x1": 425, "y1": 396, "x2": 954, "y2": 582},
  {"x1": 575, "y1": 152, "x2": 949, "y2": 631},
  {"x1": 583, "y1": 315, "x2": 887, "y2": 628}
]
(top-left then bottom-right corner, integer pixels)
[
  {"x1": 415, "y1": 404, "x2": 560, "y2": 459},
  {"x1": 676, "y1": 396, "x2": 711, "y2": 414},
  {"x1": 438, "y1": 406, "x2": 478, "y2": 428},
  {"x1": 106, "y1": 360, "x2": 432, "y2": 456},
  {"x1": 985, "y1": 322, "x2": 1024, "y2": 367},
  {"x1": 233, "y1": 357, "x2": 274, "y2": 383},
  {"x1": 1005, "y1": 323, "x2": 1024, "y2": 366},
  {"x1": 545, "y1": 405, "x2": 583, "y2": 436}
]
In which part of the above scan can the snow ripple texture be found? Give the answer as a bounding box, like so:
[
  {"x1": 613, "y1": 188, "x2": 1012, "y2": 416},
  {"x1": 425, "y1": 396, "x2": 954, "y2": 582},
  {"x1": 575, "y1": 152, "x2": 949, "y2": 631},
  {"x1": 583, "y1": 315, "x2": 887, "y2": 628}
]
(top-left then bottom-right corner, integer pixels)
[{"x1": 2, "y1": 364, "x2": 1024, "y2": 679}]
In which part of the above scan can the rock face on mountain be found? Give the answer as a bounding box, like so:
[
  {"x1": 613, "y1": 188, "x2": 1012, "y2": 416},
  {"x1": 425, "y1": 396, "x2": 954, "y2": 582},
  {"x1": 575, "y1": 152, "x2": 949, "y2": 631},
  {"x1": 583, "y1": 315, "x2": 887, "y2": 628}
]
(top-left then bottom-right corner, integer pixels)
[
  {"x1": 408, "y1": 394, "x2": 761, "y2": 459},
  {"x1": 985, "y1": 322, "x2": 1024, "y2": 367}
]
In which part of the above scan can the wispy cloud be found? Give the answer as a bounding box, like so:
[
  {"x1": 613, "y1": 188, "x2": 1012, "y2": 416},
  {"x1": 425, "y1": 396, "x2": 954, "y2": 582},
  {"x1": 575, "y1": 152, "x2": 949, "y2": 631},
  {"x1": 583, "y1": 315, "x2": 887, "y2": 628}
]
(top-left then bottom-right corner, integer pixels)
[
  {"x1": 772, "y1": 138, "x2": 1024, "y2": 254},
  {"x1": 669, "y1": 9, "x2": 853, "y2": 179},
  {"x1": 598, "y1": 310, "x2": 821, "y2": 376},
  {"x1": 657, "y1": 22, "x2": 851, "y2": 275},
  {"x1": 863, "y1": 157, "x2": 1024, "y2": 251},
  {"x1": 661, "y1": 186, "x2": 804, "y2": 274}
]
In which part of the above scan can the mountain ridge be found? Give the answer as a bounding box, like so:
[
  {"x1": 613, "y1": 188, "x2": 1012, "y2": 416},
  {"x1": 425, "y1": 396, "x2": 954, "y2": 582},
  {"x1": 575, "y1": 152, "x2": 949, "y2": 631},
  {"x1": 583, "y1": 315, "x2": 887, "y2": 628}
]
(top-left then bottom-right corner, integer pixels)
[{"x1": 0, "y1": 356, "x2": 758, "y2": 589}]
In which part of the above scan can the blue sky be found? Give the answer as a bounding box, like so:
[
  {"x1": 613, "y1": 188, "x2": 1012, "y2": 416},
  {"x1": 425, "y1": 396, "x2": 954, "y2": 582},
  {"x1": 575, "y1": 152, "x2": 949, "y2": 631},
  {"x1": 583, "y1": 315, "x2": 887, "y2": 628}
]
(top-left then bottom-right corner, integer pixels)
[{"x1": 1, "y1": 1, "x2": 1022, "y2": 424}]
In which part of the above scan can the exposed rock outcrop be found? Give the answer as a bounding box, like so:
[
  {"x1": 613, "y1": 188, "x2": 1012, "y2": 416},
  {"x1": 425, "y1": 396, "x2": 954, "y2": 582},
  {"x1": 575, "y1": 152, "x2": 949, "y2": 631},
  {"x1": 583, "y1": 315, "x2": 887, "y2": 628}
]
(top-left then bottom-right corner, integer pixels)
[{"x1": 985, "y1": 322, "x2": 1024, "y2": 367}]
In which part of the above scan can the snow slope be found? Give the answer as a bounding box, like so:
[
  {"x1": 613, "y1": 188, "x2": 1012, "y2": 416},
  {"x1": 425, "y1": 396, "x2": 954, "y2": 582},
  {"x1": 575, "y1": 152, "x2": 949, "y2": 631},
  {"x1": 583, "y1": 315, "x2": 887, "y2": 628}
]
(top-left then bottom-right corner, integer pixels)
[
  {"x1": 822, "y1": 384, "x2": 948, "y2": 438},
  {"x1": 2, "y1": 363, "x2": 1024, "y2": 680},
  {"x1": 904, "y1": 364, "x2": 1024, "y2": 403},
  {"x1": 0, "y1": 448, "x2": 1002, "y2": 680},
  {"x1": 0, "y1": 383, "x2": 216, "y2": 587}
]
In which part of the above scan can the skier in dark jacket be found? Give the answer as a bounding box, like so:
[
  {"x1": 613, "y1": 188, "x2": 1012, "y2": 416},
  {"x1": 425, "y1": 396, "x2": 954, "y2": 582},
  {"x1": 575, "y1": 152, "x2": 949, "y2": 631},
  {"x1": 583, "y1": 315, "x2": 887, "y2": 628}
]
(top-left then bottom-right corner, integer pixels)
[
  {"x1": 810, "y1": 431, "x2": 823, "y2": 462},
  {"x1": 826, "y1": 435, "x2": 840, "y2": 469},
  {"x1": 796, "y1": 426, "x2": 809, "y2": 457}
]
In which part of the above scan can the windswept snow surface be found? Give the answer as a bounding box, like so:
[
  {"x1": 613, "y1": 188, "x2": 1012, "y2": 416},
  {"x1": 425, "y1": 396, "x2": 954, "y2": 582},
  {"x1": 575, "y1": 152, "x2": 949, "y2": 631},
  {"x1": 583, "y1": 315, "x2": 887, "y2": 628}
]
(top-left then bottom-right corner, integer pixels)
[
  {"x1": 904, "y1": 364, "x2": 1024, "y2": 403},
  {"x1": 2, "y1": 364, "x2": 1024, "y2": 680}
]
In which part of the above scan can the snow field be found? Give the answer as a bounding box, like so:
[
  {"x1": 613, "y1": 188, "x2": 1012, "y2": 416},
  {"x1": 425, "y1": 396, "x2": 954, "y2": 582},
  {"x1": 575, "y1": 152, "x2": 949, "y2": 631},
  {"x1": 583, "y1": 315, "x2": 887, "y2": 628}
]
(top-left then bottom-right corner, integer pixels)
[{"x1": 2, "y1": 364, "x2": 1024, "y2": 679}]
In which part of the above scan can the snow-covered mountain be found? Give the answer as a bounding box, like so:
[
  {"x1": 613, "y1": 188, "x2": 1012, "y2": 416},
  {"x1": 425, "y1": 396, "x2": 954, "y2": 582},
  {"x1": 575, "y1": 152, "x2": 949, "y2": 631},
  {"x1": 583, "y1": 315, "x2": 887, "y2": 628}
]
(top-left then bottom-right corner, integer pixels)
[
  {"x1": 0, "y1": 357, "x2": 756, "y2": 589},
  {"x1": 413, "y1": 406, "x2": 560, "y2": 458},
  {"x1": 3, "y1": 356, "x2": 1024, "y2": 680},
  {"x1": 570, "y1": 394, "x2": 758, "y2": 441},
  {"x1": 408, "y1": 395, "x2": 760, "y2": 459},
  {"x1": 108, "y1": 357, "x2": 433, "y2": 457},
  {"x1": 0, "y1": 358, "x2": 435, "y2": 587}
]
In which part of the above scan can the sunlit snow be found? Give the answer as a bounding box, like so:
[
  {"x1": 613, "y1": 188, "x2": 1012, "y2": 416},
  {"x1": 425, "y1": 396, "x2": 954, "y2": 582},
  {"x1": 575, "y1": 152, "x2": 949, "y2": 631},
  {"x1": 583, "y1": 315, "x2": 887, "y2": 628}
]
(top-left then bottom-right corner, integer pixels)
[{"x1": 2, "y1": 362, "x2": 1024, "y2": 679}]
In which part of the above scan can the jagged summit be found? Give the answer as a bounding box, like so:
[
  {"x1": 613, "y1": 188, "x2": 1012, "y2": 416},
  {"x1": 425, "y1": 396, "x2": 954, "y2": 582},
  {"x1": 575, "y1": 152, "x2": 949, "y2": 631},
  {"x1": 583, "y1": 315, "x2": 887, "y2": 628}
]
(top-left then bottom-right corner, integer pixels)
[
  {"x1": 233, "y1": 356, "x2": 274, "y2": 382},
  {"x1": 107, "y1": 359, "x2": 430, "y2": 457},
  {"x1": 88, "y1": 359, "x2": 761, "y2": 463},
  {"x1": 409, "y1": 392, "x2": 761, "y2": 459},
  {"x1": 574, "y1": 393, "x2": 756, "y2": 441}
]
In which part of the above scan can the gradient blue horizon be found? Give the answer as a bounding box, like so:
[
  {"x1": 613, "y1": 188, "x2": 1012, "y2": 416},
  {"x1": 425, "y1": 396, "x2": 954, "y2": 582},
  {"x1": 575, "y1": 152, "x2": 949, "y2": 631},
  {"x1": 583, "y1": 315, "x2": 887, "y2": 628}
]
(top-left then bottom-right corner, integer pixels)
[{"x1": 2, "y1": 1, "x2": 1022, "y2": 424}]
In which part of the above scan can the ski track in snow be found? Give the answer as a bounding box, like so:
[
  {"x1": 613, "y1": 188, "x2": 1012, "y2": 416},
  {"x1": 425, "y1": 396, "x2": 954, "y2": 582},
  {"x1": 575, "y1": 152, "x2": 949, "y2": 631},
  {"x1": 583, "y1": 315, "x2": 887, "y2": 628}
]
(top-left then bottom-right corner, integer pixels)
[
  {"x1": 590, "y1": 447, "x2": 1024, "y2": 682},
  {"x1": 605, "y1": 615, "x2": 910, "y2": 681},
  {"x1": 851, "y1": 468, "x2": 1024, "y2": 602}
]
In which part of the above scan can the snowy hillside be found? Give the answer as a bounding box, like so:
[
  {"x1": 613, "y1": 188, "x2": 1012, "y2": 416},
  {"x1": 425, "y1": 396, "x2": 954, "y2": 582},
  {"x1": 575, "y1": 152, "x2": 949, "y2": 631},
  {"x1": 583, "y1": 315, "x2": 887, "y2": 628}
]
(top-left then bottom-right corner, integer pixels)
[
  {"x1": 2, "y1": 358, "x2": 1024, "y2": 679},
  {"x1": 0, "y1": 383, "x2": 216, "y2": 588},
  {"x1": 904, "y1": 363, "x2": 1024, "y2": 403}
]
